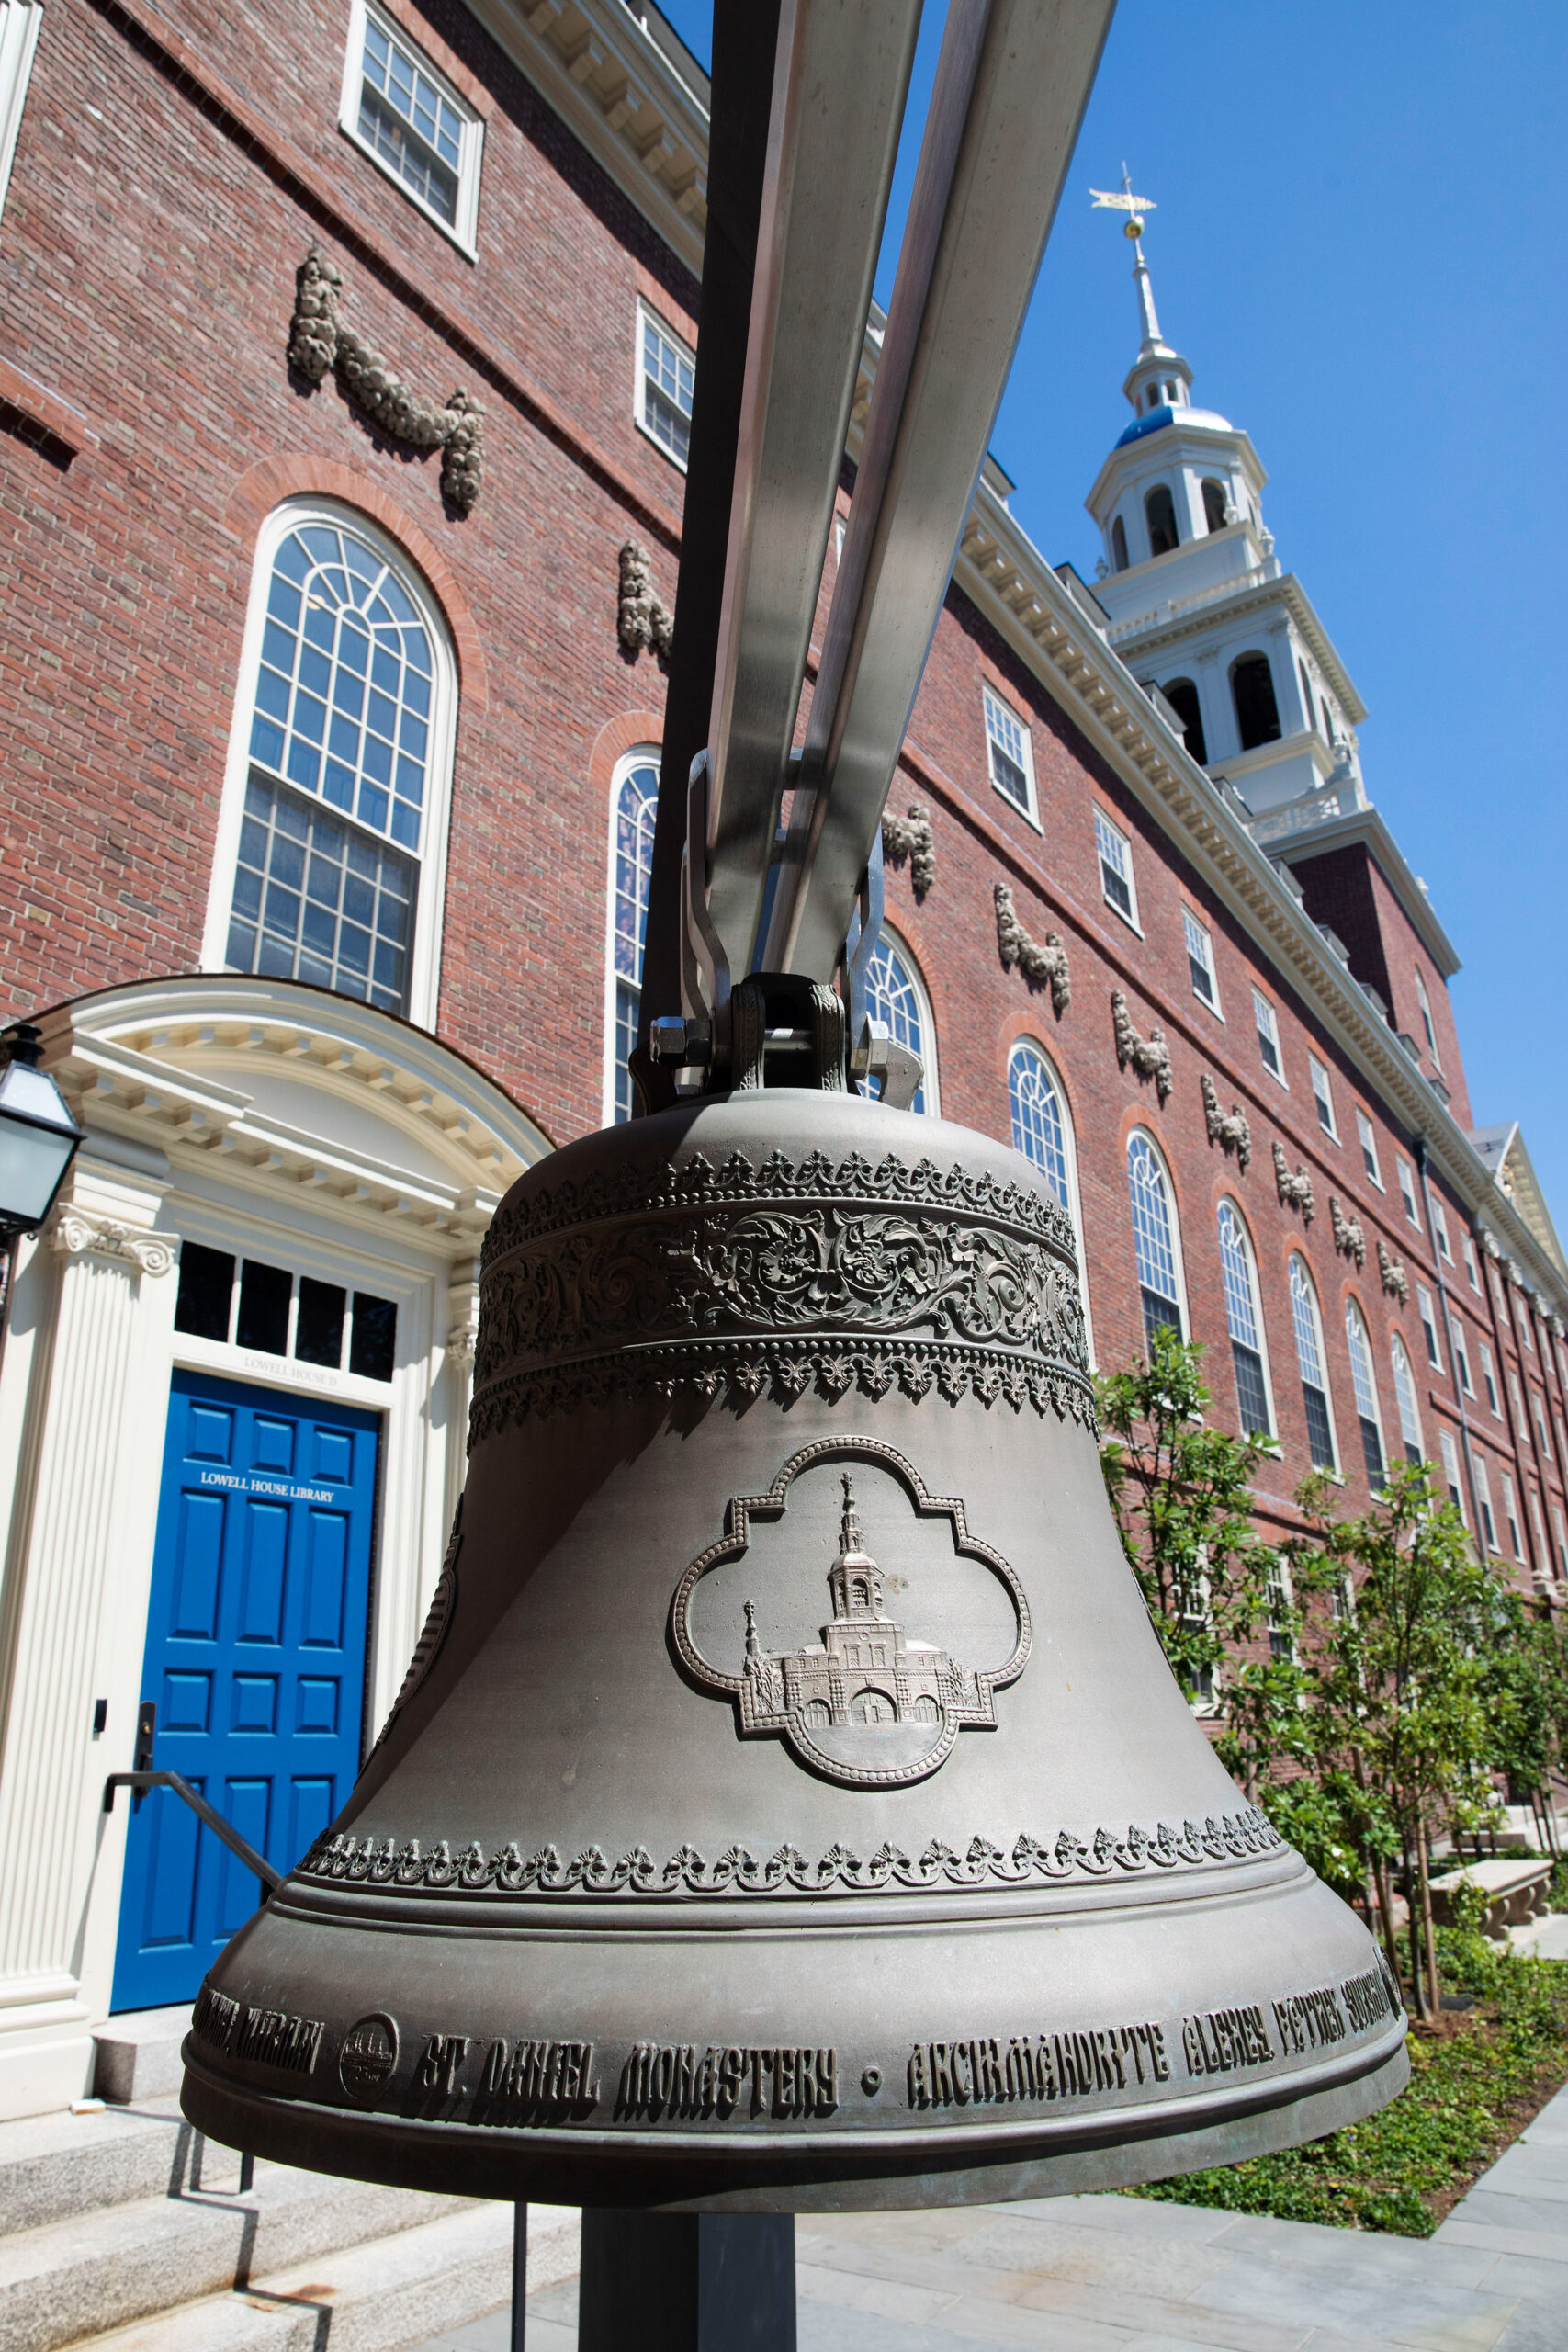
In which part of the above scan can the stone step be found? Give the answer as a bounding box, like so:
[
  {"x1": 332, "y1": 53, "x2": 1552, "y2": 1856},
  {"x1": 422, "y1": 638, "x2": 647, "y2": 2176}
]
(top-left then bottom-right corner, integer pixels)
[
  {"x1": 0, "y1": 2147, "x2": 479, "y2": 2352},
  {"x1": 0, "y1": 2097, "x2": 203, "y2": 2238},
  {"x1": 70, "y1": 2201, "x2": 579, "y2": 2352},
  {"x1": 90, "y1": 2008, "x2": 191, "y2": 2106}
]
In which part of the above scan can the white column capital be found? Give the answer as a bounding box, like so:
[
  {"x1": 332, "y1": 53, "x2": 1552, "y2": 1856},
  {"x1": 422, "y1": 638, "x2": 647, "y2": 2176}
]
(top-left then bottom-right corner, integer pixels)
[{"x1": 48, "y1": 1208, "x2": 177, "y2": 1278}]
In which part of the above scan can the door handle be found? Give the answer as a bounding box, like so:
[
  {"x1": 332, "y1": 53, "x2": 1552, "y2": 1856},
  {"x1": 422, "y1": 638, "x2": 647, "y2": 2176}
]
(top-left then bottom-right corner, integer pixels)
[{"x1": 133, "y1": 1700, "x2": 156, "y2": 1774}]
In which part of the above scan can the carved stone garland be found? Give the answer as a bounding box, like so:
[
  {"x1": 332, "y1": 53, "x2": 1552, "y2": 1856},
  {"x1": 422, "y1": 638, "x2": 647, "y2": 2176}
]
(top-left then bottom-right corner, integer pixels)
[
  {"x1": 299, "y1": 1803, "x2": 1285, "y2": 1902},
  {"x1": 1377, "y1": 1238, "x2": 1408, "y2": 1305},
  {"x1": 1330, "y1": 1196, "x2": 1366, "y2": 1269},
  {"x1": 1111, "y1": 989, "x2": 1172, "y2": 1105},
  {"x1": 469, "y1": 1147, "x2": 1094, "y2": 1442},
  {"x1": 994, "y1": 884, "x2": 1069, "y2": 1016},
  {"x1": 1200, "y1": 1075, "x2": 1251, "y2": 1171},
  {"x1": 288, "y1": 247, "x2": 484, "y2": 513},
  {"x1": 616, "y1": 540, "x2": 674, "y2": 665},
  {"x1": 1272, "y1": 1140, "x2": 1315, "y2": 1225},
  {"x1": 881, "y1": 804, "x2": 935, "y2": 898}
]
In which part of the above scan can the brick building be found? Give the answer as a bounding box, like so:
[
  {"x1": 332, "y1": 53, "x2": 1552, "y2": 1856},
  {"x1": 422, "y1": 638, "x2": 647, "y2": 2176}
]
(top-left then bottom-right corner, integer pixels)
[{"x1": 0, "y1": 0, "x2": 1562, "y2": 2123}]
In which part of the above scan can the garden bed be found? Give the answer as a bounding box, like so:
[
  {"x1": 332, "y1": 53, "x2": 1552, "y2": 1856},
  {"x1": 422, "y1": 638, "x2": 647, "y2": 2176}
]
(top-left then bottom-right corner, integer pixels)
[{"x1": 1131, "y1": 1933, "x2": 1568, "y2": 2236}]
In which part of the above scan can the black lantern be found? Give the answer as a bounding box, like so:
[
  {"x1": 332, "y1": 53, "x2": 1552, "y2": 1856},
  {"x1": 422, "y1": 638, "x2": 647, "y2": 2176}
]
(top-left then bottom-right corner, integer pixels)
[{"x1": 0, "y1": 1023, "x2": 83, "y2": 1237}]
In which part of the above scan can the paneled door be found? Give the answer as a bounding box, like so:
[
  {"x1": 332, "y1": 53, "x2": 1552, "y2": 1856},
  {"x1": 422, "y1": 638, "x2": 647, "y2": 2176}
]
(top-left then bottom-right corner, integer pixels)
[{"x1": 112, "y1": 1370, "x2": 379, "y2": 2011}]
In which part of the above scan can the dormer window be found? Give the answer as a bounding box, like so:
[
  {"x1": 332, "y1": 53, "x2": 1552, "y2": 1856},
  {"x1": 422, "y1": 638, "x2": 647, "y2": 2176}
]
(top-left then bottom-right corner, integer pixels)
[{"x1": 1145, "y1": 484, "x2": 1179, "y2": 557}]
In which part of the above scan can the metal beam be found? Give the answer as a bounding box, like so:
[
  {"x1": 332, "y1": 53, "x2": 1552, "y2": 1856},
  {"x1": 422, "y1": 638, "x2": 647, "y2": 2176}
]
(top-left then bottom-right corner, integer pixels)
[
  {"x1": 701, "y1": 0, "x2": 923, "y2": 986},
  {"x1": 763, "y1": 0, "x2": 1116, "y2": 982}
]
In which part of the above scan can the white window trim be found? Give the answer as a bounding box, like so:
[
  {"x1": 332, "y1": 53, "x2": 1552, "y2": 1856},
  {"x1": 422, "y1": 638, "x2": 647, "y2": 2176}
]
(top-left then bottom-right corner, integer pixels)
[
  {"x1": 1345, "y1": 1295, "x2": 1389, "y2": 1472},
  {"x1": 338, "y1": 0, "x2": 483, "y2": 258},
  {"x1": 1462, "y1": 1233, "x2": 1481, "y2": 1292},
  {"x1": 869, "y1": 922, "x2": 941, "y2": 1118},
  {"x1": 1390, "y1": 1330, "x2": 1423, "y2": 1460},
  {"x1": 1501, "y1": 1467, "x2": 1523, "y2": 1559},
  {"x1": 200, "y1": 497, "x2": 459, "y2": 1032},
  {"x1": 1291, "y1": 1253, "x2": 1341, "y2": 1472},
  {"x1": 601, "y1": 742, "x2": 661, "y2": 1126},
  {"x1": 1432, "y1": 1201, "x2": 1452, "y2": 1264},
  {"x1": 1251, "y1": 987, "x2": 1287, "y2": 1088},
  {"x1": 1008, "y1": 1035, "x2": 1094, "y2": 1368},
  {"x1": 1439, "y1": 1430, "x2": 1468, "y2": 1526},
  {"x1": 1449, "y1": 1312, "x2": 1473, "y2": 1397},
  {"x1": 982, "y1": 684, "x2": 1042, "y2": 831},
  {"x1": 1218, "y1": 1195, "x2": 1278, "y2": 1441},
  {"x1": 1127, "y1": 1125, "x2": 1190, "y2": 1341},
  {"x1": 1355, "y1": 1108, "x2": 1383, "y2": 1190},
  {"x1": 1094, "y1": 806, "x2": 1141, "y2": 933},
  {"x1": 1309, "y1": 1053, "x2": 1338, "y2": 1139},
  {"x1": 1396, "y1": 1157, "x2": 1421, "y2": 1229},
  {"x1": 1181, "y1": 906, "x2": 1223, "y2": 1018},
  {"x1": 636, "y1": 297, "x2": 695, "y2": 473},
  {"x1": 1416, "y1": 1282, "x2": 1446, "y2": 1374},
  {"x1": 1481, "y1": 1340, "x2": 1501, "y2": 1417},
  {"x1": 0, "y1": 0, "x2": 42, "y2": 227}
]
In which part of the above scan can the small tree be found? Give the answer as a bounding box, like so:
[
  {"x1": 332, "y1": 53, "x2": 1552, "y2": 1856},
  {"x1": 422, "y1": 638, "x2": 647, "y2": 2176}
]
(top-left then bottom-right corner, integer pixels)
[
  {"x1": 1097, "y1": 1329, "x2": 1286, "y2": 1727},
  {"x1": 1478, "y1": 1597, "x2": 1568, "y2": 1854},
  {"x1": 1290, "y1": 1463, "x2": 1504, "y2": 2018}
]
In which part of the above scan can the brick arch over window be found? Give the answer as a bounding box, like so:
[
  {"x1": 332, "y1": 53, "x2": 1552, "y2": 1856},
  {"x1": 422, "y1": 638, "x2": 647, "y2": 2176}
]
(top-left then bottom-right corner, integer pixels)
[{"x1": 225, "y1": 458, "x2": 488, "y2": 712}]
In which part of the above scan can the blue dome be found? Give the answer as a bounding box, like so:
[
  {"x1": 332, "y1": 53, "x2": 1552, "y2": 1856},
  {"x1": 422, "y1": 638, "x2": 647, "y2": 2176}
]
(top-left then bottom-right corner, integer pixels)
[{"x1": 1116, "y1": 405, "x2": 1173, "y2": 447}]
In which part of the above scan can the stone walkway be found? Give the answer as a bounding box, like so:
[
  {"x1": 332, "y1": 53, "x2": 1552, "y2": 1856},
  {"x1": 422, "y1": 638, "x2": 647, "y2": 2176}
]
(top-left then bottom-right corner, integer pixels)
[{"x1": 421, "y1": 2083, "x2": 1568, "y2": 2352}]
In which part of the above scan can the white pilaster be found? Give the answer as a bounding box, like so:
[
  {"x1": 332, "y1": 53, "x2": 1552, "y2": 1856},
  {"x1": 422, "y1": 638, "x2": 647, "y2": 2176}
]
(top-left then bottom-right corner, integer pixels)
[{"x1": 0, "y1": 1157, "x2": 176, "y2": 2119}]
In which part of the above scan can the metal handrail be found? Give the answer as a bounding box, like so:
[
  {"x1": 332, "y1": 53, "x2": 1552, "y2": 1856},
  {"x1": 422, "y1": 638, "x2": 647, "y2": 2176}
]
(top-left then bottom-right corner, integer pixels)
[{"x1": 104, "y1": 1770, "x2": 279, "y2": 1898}]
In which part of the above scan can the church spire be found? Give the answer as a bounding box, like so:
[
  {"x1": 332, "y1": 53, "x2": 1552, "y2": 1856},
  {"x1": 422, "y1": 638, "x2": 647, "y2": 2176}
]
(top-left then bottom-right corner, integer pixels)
[
  {"x1": 839, "y1": 1473, "x2": 861, "y2": 1557},
  {"x1": 1090, "y1": 167, "x2": 1193, "y2": 418}
]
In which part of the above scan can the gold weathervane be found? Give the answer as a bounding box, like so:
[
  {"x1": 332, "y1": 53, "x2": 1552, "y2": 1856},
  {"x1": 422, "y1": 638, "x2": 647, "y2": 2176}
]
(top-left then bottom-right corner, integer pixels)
[{"x1": 1089, "y1": 164, "x2": 1156, "y2": 247}]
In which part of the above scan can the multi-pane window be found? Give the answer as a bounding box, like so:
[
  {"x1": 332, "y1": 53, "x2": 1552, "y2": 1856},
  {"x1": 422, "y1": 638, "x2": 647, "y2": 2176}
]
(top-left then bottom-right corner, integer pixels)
[
  {"x1": 229, "y1": 518, "x2": 442, "y2": 1013},
  {"x1": 175, "y1": 1242, "x2": 398, "y2": 1382},
  {"x1": 609, "y1": 754, "x2": 659, "y2": 1124},
  {"x1": 1438, "y1": 1430, "x2": 1466, "y2": 1522},
  {"x1": 1552, "y1": 1500, "x2": 1568, "y2": 1578},
  {"x1": 1450, "y1": 1314, "x2": 1473, "y2": 1396},
  {"x1": 1309, "y1": 1054, "x2": 1337, "y2": 1137},
  {"x1": 1532, "y1": 1388, "x2": 1551, "y2": 1458},
  {"x1": 1252, "y1": 989, "x2": 1283, "y2": 1081},
  {"x1": 1416, "y1": 1283, "x2": 1444, "y2": 1371},
  {"x1": 1416, "y1": 967, "x2": 1441, "y2": 1069},
  {"x1": 1431, "y1": 1201, "x2": 1452, "y2": 1264},
  {"x1": 1516, "y1": 1292, "x2": 1535, "y2": 1352},
  {"x1": 1529, "y1": 1486, "x2": 1549, "y2": 1577},
  {"x1": 863, "y1": 939, "x2": 933, "y2": 1114},
  {"x1": 1127, "y1": 1133, "x2": 1183, "y2": 1352},
  {"x1": 1462, "y1": 1232, "x2": 1480, "y2": 1291},
  {"x1": 1397, "y1": 1158, "x2": 1420, "y2": 1228},
  {"x1": 1217, "y1": 1200, "x2": 1270, "y2": 1435},
  {"x1": 983, "y1": 686, "x2": 1037, "y2": 820},
  {"x1": 637, "y1": 305, "x2": 695, "y2": 469},
  {"x1": 1473, "y1": 1453, "x2": 1497, "y2": 1549},
  {"x1": 1345, "y1": 1300, "x2": 1386, "y2": 1491},
  {"x1": 1509, "y1": 1367, "x2": 1528, "y2": 1436},
  {"x1": 1502, "y1": 1468, "x2": 1523, "y2": 1559},
  {"x1": 1008, "y1": 1042, "x2": 1072, "y2": 1211},
  {"x1": 1183, "y1": 909, "x2": 1219, "y2": 1010},
  {"x1": 344, "y1": 0, "x2": 481, "y2": 244},
  {"x1": 1095, "y1": 808, "x2": 1137, "y2": 925},
  {"x1": 1265, "y1": 1563, "x2": 1293, "y2": 1661},
  {"x1": 1355, "y1": 1109, "x2": 1382, "y2": 1186},
  {"x1": 1391, "y1": 1332, "x2": 1423, "y2": 1464},
  {"x1": 1289, "y1": 1255, "x2": 1336, "y2": 1469},
  {"x1": 1481, "y1": 1340, "x2": 1501, "y2": 1416}
]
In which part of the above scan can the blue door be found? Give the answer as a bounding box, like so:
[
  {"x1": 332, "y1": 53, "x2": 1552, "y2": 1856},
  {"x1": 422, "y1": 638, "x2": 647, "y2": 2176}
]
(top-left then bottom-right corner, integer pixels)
[{"x1": 112, "y1": 1370, "x2": 380, "y2": 2011}]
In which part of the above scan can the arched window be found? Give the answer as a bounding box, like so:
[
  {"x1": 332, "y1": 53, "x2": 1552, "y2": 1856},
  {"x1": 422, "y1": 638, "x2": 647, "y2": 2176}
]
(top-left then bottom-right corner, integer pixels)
[
  {"x1": 1008, "y1": 1039, "x2": 1093, "y2": 1363},
  {"x1": 1217, "y1": 1200, "x2": 1271, "y2": 1435},
  {"x1": 1391, "y1": 1331, "x2": 1423, "y2": 1464},
  {"x1": 212, "y1": 504, "x2": 457, "y2": 1022},
  {"x1": 1111, "y1": 515, "x2": 1129, "y2": 572},
  {"x1": 1201, "y1": 479, "x2": 1228, "y2": 533},
  {"x1": 1344, "y1": 1298, "x2": 1387, "y2": 1492},
  {"x1": 1231, "y1": 652, "x2": 1281, "y2": 751},
  {"x1": 1145, "y1": 483, "x2": 1179, "y2": 558},
  {"x1": 863, "y1": 932, "x2": 937, "y2": 1114},
  {"x1": 1289, "y1": 1255, "x2": 1337, "y2": 1469},
  {"x1": 1127, "y1": 1132, "x2": 1184, "y2": 1352},
  {"x1": 606, "y1": 750, "x2": 660, "y2": 1124},
  {"x1": 1162, "y1": 677, "x2": 1207, "y2": 765}
]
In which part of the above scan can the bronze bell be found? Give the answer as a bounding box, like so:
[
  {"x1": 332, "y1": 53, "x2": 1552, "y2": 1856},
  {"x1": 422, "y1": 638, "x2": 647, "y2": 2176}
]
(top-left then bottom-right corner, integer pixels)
[{"x1": 182, "y1": 1065, "x2": 1406, "y2": 2211}]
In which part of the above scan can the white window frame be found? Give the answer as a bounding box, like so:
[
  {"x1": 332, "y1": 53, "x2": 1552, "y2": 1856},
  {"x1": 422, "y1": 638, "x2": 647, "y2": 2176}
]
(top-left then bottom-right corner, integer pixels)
[
  {"x1": 1416, "y1": 1282, "x2": 1444, "y2": 1373},
  {"x1": 1396, "y1": 1157, "x2": 1421, "y2": 1229},
  {"x1": 1355, "y1": 1107, "x2": 1382, "y2": 1188},
  {"x1": 1510, "y1": 1366, "x2": 1527, "y2": 1435},
  {"x1": 601, "y1": 743, "x2": 662, "y2": 1126},
  {"x1": 1007, "y1": 1036, "x2": 1093, "y2": 1366},
  {"x1": 1449, "y1": 1312, "x2": 1473, "y2": 1397},
  {"x1": 1552, "y1": 1498, "x2": 1568, "y2": 1577},
  {"x1": 1390, "y1": 1330, "x2": 1423, "y2": 1462},
  {"x1": 1182, "y1": 907, "x2": 1221, "y2": 1014},
  {"x1": 862, "y1": 924, "x2": 940, "y2": 1117},
  {"x1": 1094, "y1": 806, "x2": 1140, "y2": 932},
  {"x1": 1345, "y1": 1295, "x2": 1389, "y2": 1489},
  {"x1": 1216, "y1": 1195, "x2": 1276, "y2": 1440},
  {"x1": 1289, "y1": 1252, "x2": 1340, "y2": 1472},
  {"x1": 1517, "y1": 1293, "x2": 1536, "y2": 1352},
  {"x1": 0, "y1": 0, "x2": 42, "y2": 228},
  {"x1": 1473, "y1": 1453, "x2": 1497, "y2": 1549},
  {"x1": 339, "y1": 0, "x2": 483, "y2": 256},
  {"x1": 200, "y1": 497, "x2": 459, "y2": 1032},
  {"x1": 1309, "y1": 1053, "x2": 1337, "y2": 1138},
  {"x1": 636, "y1": 299, "x2": 695, "y2": 472},
  {"x1": 1251, "y1": 988, "x2": 1286, "y2": 1086},
  {"x1": 1529, "y1": 1484, "x2": 1549, "y2": 1573},
  {"x1": 1415, "y1": 966, "x2": 1441, "y2": 1069},
  {"x1": 982, "y1": 684, "x2": 1041, "y2": 829},
  {"x1": 1481, "y1": 1340, "x2": 1501, "y2": 1416},
  {"x1": 1431, "y1": 1200, "x2": 1452, "y2": 1264},
  {"x1": 1501, "y1": 1467, "x2": 1523, "y2": 1560},
  {"x1": 1126, "y1": 1126, "x2": 1189, "y2": 1346},
  {"x1": 1462, "y1": 1232, "x2": 1480, "y2": 1292}
]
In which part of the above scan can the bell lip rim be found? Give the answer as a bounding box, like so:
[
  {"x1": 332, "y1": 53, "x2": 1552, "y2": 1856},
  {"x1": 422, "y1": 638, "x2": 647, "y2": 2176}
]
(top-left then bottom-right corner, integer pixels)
[{"x1": 179, "y1": 2010, "x2": 1406, "y2": 2177}]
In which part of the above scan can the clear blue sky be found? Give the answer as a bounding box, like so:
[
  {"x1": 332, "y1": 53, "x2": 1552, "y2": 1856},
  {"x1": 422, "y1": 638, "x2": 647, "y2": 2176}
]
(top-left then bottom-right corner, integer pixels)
[{"x1": 655, "y1": 2, "x2": 1568, "y2": 1233}]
